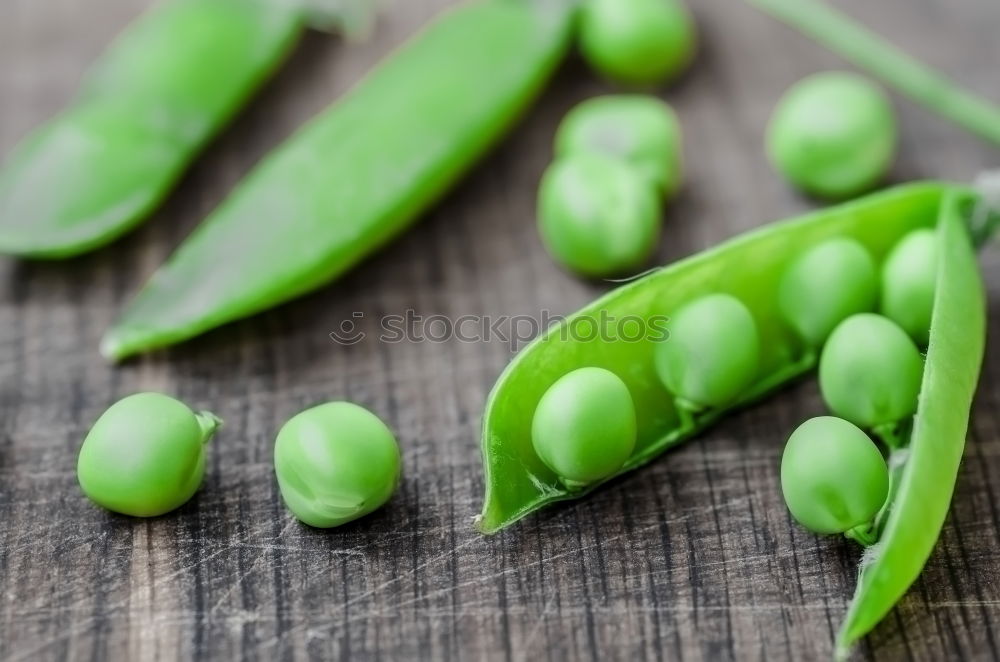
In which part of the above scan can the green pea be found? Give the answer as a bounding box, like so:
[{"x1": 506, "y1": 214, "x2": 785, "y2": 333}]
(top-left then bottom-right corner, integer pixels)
[
  {"x1": 778, "y1": 237, "x2": 878, "y2": 348},
  {"x1": 655, "y1": 293, "x2": 760, "y2": 409},
  {"x1": 274, "y1": 402, "x2": 401, "y2": 528},
  {"x1": 881, "y1": 228, "x2": 937, "y2": 347},
  {"x1": 767, "y1": 72, "x2": 897, "y2": 200},
  {"x1": 819, "y1": 314, "x2": 924, "y2": 431},
  {"x1": 780, "y1": 416, "x2": 889, "y2": 535},
  {"x1": 555, "y1": 95, "x2": 683, "y2": 198},
  {"x1": 537, "y1": 154, "x2": 662, "y2": 277},
  {"x1": 579, "y1": 0, "x2": 696, "y2": 87},
  {"x1": 531, "y1": 367, "x2": 637, "y2": 487},
  {"x1": 77, "y1": 392, "x2": 221, "y2": 517}
]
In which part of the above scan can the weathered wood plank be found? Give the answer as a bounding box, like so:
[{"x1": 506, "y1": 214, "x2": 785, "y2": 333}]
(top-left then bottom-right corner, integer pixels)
[{"x1": 1, "y1": 0, "x2": 999, "y2": 660}]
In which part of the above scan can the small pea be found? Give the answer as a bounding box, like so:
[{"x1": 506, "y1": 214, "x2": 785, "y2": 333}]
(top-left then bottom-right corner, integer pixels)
[
  {"x1": 538, "y1": 154, "x2": 662, "y2": 277},
  {"x1": 778, "y1": 237, "x2": 878, "y2": 348},
  {"x1": 77, "y1": 392, "x2": 221, "y2": 517},
  {"x1": 531, "y1": 367, "x2": 637, "y2": 487},
  {"x1": 881, "y1": 228, "x2": 937, "y2": 347},
  {"x1": 274, "y1": 402, "x2": 400, "y2": 529},
  {"x1": 819, "y1": 314, "x2": 924, "y2": 430},
  {"x1": 655, "y1": 293, "x2": 760, "y2": 409},
  {"x1": 555, "y1": 95, "x2": 683, "y2": 198},
  {"x1": 767, "y1": 72, "x2": 897, "y2": 200},
  {"x1": 579, "y1": 0, "x2": 696, "y2": 87},
  {"x1": 780, "y1": 416, "x2": 889, "y2": 535}
]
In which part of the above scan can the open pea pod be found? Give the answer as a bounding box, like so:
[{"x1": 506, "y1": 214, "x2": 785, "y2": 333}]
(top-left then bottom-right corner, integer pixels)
[
  {"x1": 836, "y1": 193, "x2": 986, "y2": 652},
  {"x1": 477, "y1": 181, "x2": 992, "y2": 646}
]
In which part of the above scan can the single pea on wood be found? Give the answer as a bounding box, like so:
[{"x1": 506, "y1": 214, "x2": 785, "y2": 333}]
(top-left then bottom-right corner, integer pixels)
[
  {"x1": 767, "y1": 71, "x2": 897, "y2": 200},
  {"x1": 654, "y1": 293, "x2": 760, "y2": 411},
  {"x1": 537, "y1": 153, "x2": 662, "y2": 277},
  {"x1": 77, "y1": 392, "x2": 221, "y2": 517},
  {"x1": 780, "y1": 416, "x2": 889, "y2": 539},
  {"x1": 274, "y1": 402, "x2": 401, "y2": 528},
  {"x1": 881, "y1": 228, "x2": 938, "y2": 347},
  {"x1": 778, "y1": 237, "x2": 878, "y2": 348},
  {"x1": 819, "y1": 313, "x2": 924, "y2": 443},
  {"x1": 531, "y1": 367, "x2": 637, "y2": 488},
  {"x1": 555, "y1": 95, "x2": 683, "y2": 198},
  {"x1": 578, "y1": 0, "x2": 697, "y2": 87}
]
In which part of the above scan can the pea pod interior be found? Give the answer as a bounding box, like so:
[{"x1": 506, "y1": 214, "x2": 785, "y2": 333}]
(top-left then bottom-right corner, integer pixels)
[{"x1": 477, "y1": 182, "x2": 972, "y2": 534}]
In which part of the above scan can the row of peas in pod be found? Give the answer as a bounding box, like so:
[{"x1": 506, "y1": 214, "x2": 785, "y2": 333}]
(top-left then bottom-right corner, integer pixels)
[
  {"x1": 530, "y1": 225, "x2": 936, "y2": 500},
  {"x1": 77, "y1": 394, "x2": 400, "y2": 528},
  {"x1": 781, "y1": 228, "x2": 935, "y2": 544}
]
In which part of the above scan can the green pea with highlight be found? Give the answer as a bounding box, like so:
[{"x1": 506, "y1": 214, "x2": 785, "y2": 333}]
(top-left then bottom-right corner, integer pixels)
[
  {"x1": 579, "y1": 0, "x2": 696, "y2": 87},
  {"x1": 819, "y1": 314, "x2": 924, "y2": 441},
  {"x1": 274, "y1": 402, "x2": 401, "y2": 529},
  {"x1": 778, "y1": 237, "x2": 878, "y2": 348},
  {"x1": 780, "y1": 416, "x2": 889, "y2": 540},
  {"x1": 881, "y1": 228, "x2": 937, "y2": 347},
  {"x1": 555, "y1": 95, "x2": 683, "y2": 197},
  {"x1": 77, "y1": 392, "x2": 221, "y2": 517},
  {"x1": 655, "y1": 293, "x2": 760, "y2": 411},
  {"x1": 538, "y1": 153, "x2": 662, "y2": 277},
  {"x1": 531, "y1": 367, "x2": 637, "y2": 488},
  {"x1": 767, "y1": 72, "x2": 897, "y2": 200}
]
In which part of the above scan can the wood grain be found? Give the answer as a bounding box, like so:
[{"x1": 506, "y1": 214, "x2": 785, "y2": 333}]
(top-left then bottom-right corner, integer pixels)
[{"x1": 2, "y1": 0, "x2": 1000, "y2": 660}]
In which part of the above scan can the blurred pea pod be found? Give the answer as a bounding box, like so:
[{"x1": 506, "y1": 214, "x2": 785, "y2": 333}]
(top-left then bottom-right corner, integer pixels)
[
  {"x1": 0, "y1": 0, "x2": 371, "y2": 259},
  {"x1": 102, "y1": 0, "x2": 576, "y2": 360}
]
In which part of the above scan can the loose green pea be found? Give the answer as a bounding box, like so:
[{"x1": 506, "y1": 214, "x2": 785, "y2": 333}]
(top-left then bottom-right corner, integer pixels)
[
  {"x1": 655, "y1": 293, "x2": 760, "y2": 409},
  {"x1": 778, "y1": 237, "x2": 878, "y2": 348},
  {"x1": 531, "y1": 367, "x2": 637, "y2": 487},
  {"x1": 555, "y1": 95, "x2": 683, "y2": 198},
  {"x1": 819, "y1": 314, "x2": 923, "y2": 430},
  {"x1": 767, "y1": 72, "x2": 897, "y2": 200},
  {"x1": 538, "y1": 154, "x2": 662, "y2": 277},
  {"x1": 579, "y1": 0, "x2": 696, "y2": 87},
  {"x1": 780, "y1": 416, "x2": 889, "y2": 535},
  {"x1": 77, "y1": 392, "x2": 221, "y2": 517},
  {"x1": 881, "y1": 228, "x2": 937, "y2": 347},
  {"x1": 274, "y1": 402, "x2": 401, "y2": 529}
]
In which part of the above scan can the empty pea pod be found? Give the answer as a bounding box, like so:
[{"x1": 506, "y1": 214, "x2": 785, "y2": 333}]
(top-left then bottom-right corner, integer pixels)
[
  {"x1": 0, "y1": 0, "x2": 366, "y2": 259},
  {"x1": 102, "y1": 0, "x2": 576, "y2": 360},
  {"x1": 476, "y1": 181, "x2": 994, "y2": 653}
]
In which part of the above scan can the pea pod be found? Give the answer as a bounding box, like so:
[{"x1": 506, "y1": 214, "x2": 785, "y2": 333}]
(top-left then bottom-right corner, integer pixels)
[
  {"x1": 477, "y1": 182, "x2": 992, "y2": 650},
  {"x1": 0, "y1": 0, "x2": 355, "y2": 259},
  {"x1": 836, "y1": 193, "x2": 985, "y2": 653},
  {"x1": 101, "y1": 0, "x2": 576, "y2": 360}
]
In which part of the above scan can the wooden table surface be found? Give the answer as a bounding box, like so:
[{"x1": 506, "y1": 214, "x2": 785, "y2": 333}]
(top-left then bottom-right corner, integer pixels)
[{"x1": 2, "y1": 0, "x2": 1000, "y2": 660}]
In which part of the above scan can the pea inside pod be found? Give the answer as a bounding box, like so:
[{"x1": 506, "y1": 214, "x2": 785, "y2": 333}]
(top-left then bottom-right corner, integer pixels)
[
  {"x1": 77, "y1": 392, "x2": 221, "y2": 517},
  {"x1": 780, "y1": 416, "x2": 889, "y2": 542},
  {"x1": 654, "y1": 293, "x2": 760, "y2": 413},
  {"x1": 819, "y1": 313, "x2": 924, "y2": 444},
  {"x1": 881, "y1": 228, "x2": 937, "y2": 346},
  {"x1": 531, "y1": 367, "x2": 637, "y2": 488},
  {"x1": 537, "y1": 154, "x2": 662, "y2": 277},
  {"x1": 555, "y1": 95, "x2": 683, "y2": 197},
  {"x1": 274, "y1": 402, "x2": 401, "y2": 529},
  {"x1": 778, "y1": 237, "x2": 878, "y2": 348}
]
